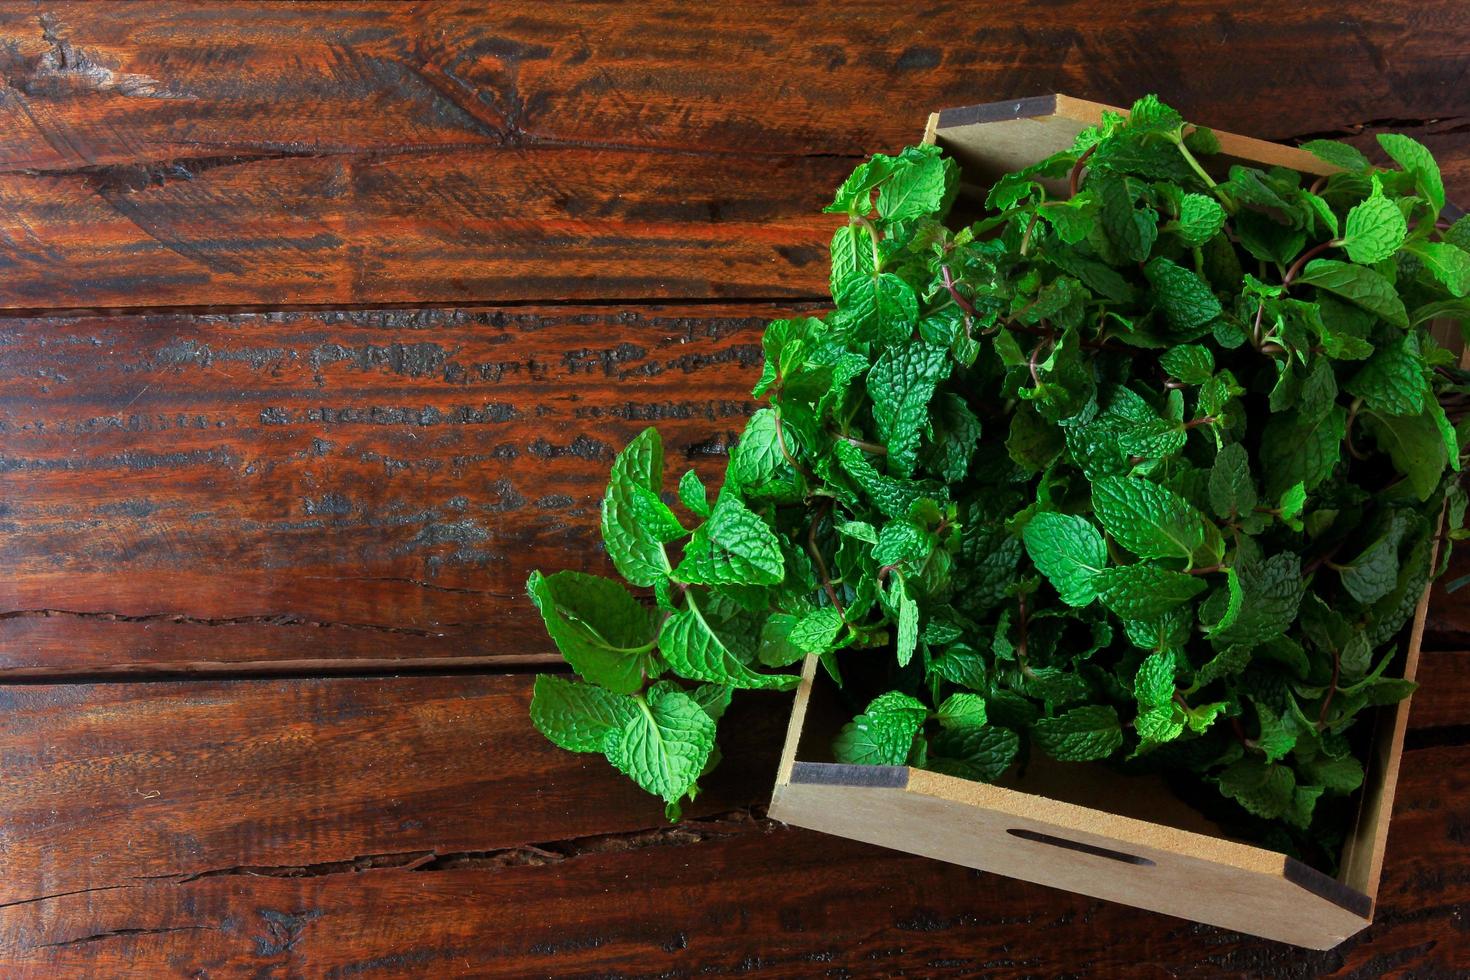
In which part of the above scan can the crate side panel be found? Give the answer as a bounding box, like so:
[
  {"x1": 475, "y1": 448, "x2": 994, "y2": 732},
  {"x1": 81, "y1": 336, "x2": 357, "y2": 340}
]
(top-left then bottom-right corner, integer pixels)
[{"x1": 770, "y1": 780, "x2": 1369, "y2": 950}]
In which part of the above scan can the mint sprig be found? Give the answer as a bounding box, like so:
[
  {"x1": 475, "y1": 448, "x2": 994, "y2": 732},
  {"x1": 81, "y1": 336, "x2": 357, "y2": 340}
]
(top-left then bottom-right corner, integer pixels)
[{"x1": 526, "y1": 96, "x2": 1468, "y2": 869}]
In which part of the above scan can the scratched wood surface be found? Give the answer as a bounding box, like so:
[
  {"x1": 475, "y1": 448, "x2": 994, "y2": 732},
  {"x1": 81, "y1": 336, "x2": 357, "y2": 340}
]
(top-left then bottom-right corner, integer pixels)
[{"x1": 1, "y1": 2, "x2": 1468, "y2": 976}]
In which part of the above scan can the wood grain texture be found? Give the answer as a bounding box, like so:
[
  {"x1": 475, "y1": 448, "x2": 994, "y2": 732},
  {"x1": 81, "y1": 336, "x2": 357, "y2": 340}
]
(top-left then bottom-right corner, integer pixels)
[
  {"x1": 1, "y1": 3, "x2": 1470, "y2": 308},
  {"x1": 0, "y1": 672, "x2": 1464, "y2": 976},
  {"x1": 0, "y1": 303, "x2": 821, "y2": 674}
]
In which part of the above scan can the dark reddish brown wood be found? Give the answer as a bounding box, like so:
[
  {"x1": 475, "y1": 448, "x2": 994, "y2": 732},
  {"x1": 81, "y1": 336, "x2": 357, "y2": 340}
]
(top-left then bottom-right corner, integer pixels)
[
  {"x1": 0, "y1": 673, "x2": 787, "y2": 908},
  {"x1": 1406, "y1": 651, "x2": 1470, "y2": 729},
  {"x1": 0, "y1": 4, "x2": 1469, "y2": 308},
  {"x1": 0, "y1": 671, "x2": 1463, "y2": 976},
  {"x1": 0, "y1": 304, "x2": 821, "y2": 674}
]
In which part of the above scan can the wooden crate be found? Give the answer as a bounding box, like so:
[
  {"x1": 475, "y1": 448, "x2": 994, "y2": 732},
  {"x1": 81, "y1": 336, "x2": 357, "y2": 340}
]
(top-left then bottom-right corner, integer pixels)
[{"x1": 768, "y1": 94, "x2": 1444, "y2": 950}]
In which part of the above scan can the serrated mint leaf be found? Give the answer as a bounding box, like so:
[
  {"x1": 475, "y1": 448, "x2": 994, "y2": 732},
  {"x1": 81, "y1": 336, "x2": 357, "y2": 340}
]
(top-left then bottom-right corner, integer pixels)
[
  {"x1": 1022, "y1": 511, "x2": 1107, "y2": 607},
  {"x1": 936, "y1": 693, "x2": 988, "y2": 729},
  {"x1": 1218, "y1": 757, "x2": 1295, "y2": 820},
  {"x1": 1295, "y1": 259, "x2": 1408, "y2": 328},
  {"x1": 528, "y1": 570, "x2": 656, "y2": 694},
  {"x1": 1099, "y1": 176, "x2": 1158, "y2": 262},
  {"x1": 1134, "y1": 649, "x2": 1178, "y2": 710},
  {"x1": 868, "y1": 341, "x2": 950, "y2": 478},
  {"x1": 1145, "y1": 257, "x2": 1222, "y2": 334},
  {"x1": 1176, "y1": 193, "x2": 1226, "y2": 247},
  {"x1": 833, "y1": 692, "x2": 927, "y2": 765},
  {"x1": 1339, "y1": 182, "x2": 1407, "y2": 265},
  {"x1": 675, "y1": 492, "x2": 785, "y2": 587},
  {"x1": 927, "y1": 725, "x2": 1019, "y2": 782},
  {"x1": 602, "y1": 428, "x2": 675, "y2": 587},
  {"x1": 530, "y1": 675, "x2": 640, "y2": 753},
  {"x1": 1408, "y1": 241, "x2": 1470, "y2": 297},
  {"x1": 757, "y1": 613, "x2": 806, "y2": 668},
  {"x1": 1208, "y1": 443, "x2": 1258, "y2": 520},
  {"x1": 678, "y1": 469, "x2": 710, "y2": 518},
  {"x1": 789, "y1": 607, "x2": 846, "y2": 655},
  {"x1": 1378, "y1": 132, "x2": 1445, "y2": 214},
  {"x1": 825, "y1": 155, "x2": 895, "y2": 214},
  {"x1": 1346, "y1": 332, "x2": 1428, "y2": 417},
  {"x1": 1301, "y1": 139, "x2": 1370, "y2": 173},
  {"x1": 1259, "y1": 406, "x2": 1347, "y2": 499},
  {"x1": 659, "y1": 593, "x2": 798, "y2": 691},
  {"x1": 1300, "y1": 753, "x2": 1365, "y2": 794},
  {"x1": 833, "y1": 439, "x2": 927, "y2": 518},
  {"x1": 1209, "y1": 553, "x2": 1304, "y2": 647},
  {"x1": 1007, "y1": 402, "x2": 1064, "y2": 472},
  {"x1": 1336, "y1": 527, "x2": 1403, "y2": 605},
  {"x1": 688, "y1": 682, "x2": 734, "y2": 722},
  {"x1": 1095, "y1": 563, "x2": 1208, "y2": 619},
  {"x1": 876, "y1": 145, "x2": 957, "y2": 222},
  {"x1": 1128, "y1": 94, "x2": 1184, "y2": 136},
  {"x1": 1160, "y1": 344, "x2": 1214, "y2": 384},
  {"x1": 896, "y1": 583, "x2": 920, "y2": 667},
  {"x1": 1092, "y1": 476, "x2": 1212, "y2": 563},
  {"x1": 730, "y1": 408, "x2": 803, "y2": 501},
  {"x1": 604, "y1": 687, "x2": 716, "y2": 806},
  {"x1": 1032, "y1": 705, "x2": 1123, "y2": 762},
  {"x1": 874, "y1": 517, "x2": 932, "y2": 566},
  {"x1": 1361, "y1": 405, "x2": 1449, "y2": 501}
]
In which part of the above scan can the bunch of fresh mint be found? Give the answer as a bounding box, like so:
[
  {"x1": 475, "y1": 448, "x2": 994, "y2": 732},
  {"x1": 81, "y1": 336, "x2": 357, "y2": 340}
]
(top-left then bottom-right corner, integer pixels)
[{"x1": 526, "y1": 95, "x2": 1468, "y2": 865}]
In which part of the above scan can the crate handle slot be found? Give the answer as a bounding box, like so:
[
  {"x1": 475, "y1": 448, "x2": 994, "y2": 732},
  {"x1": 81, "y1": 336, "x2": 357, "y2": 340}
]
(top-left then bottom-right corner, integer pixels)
[{"x1": 1005, "y1": 828, "x2": 1156, "y2": 866}]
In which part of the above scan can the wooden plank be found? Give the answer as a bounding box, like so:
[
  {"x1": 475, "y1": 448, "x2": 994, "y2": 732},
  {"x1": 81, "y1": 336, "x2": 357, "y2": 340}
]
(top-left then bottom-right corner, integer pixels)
[
  {"x1": 0, "y1": 303, "x2": 815, "y2": 674},
  {"x1": 0, "y1": 673, "x2": 788, "y2": 909},
  {"x1": 1424, "y1": 540, "x2": 1469, "y2": 646},
  {"x1": 0, "y1": 147, "x2": 844, "y2": 309},
  {"x1": 0, "y1": 680, "x2": 1462, "y2": 975},
  {"x1": 2, "y1": 4, "x2": 1467, "y2": 164},
  {"x1": 0, "y1": 5, "x2": 1468, "y2": 309}
]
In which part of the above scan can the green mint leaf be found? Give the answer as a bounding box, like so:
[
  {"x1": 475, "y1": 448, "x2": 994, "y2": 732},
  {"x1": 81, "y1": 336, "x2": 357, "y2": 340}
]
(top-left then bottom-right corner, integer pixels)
[
  {"x1": 1208, "y1": 443, "x2": 1259, "y2": 520},
  {"x1": 1007, "y1": 402, "x2": 1064, "y2": 472},
  {"x1": 659, "y1": 593, "x2": 798, "y2": 691},
  {"x1": 678, "y1": 469, "x2": 711, "y2": 518},
  {"x1": 1160, "y1": 344, "x2": 1215, "y2": 384},
  {"x1": 530, "y1": 675, "x2": 640, "y2": 753},
  {"x1": 757, "y1": 613, "x2": 806, "y2": 668},
  {"x1": 876, "y1": 145, "x2": 957, "y2": 222},
  {"x1": 1031, "y1": 705, "x2": 1123, "y2": 762},
  {"x1": 1339, "y1": 181, "x2": 1407, "y2": 265},
  {"x1": 1300, "y1": 139, "x2": 1370, "y2": 173},
  {"x1": 1336, "y1": 523, "x2": 1405, "y2": 605},
  {"x1": 601, "y1": 428, "x2": 676, "y2": 587},
  {"x1": 1209, "y1": 553, "x2": 1305, "y2": 647},
  {"x1": 1127, "y1": 94, "x2": 1185, "y2": 137},
  {"x1": 833, "y1": 692, "x2": 927, "y2": 765},
  {"x1": 788, "y1": 607, "x2": 846, "y2": 655},
  {"x1": 1218, "y1": 757, "x2": 1295, "y2": 820},
  {"x1": 1346, "y1": 332, "x2": 1428, "y2": 417},
  {"x1": 936, "y1": 693, "x2": 988, "y2": 729},
  {"x1": 1176, "y1": 193, "x2": 1226, "y2": 247},
  {"x1": 927, "y1": 725, "x2": 1020, "y2": 782},
  {"x1": 1406, "y1": 241, "x2": 1470, "y2": 297},
  {"x1": 1099, "y1": 176, "x2": 1158, "y2": 262},
  {"x1": 1022, "y1": 511, "x2": 1107, "y2": 607},
  {"x1": 895, "y1": 581, "x2": 920, "y2": 667},
  {"x1": 730, "y1": 408, "x2": 803, "y2": 501},
  {"x1": 1095, "y1": 563, "x2": 1208, "y2": 619},
  {"x1": 826, "y1": 155, "x2": 896, "y2": 214},
  {"x1": 868, "y1": 341, "x2": 950, "y2": 478},
  {"x1": 1378, "y1": 132, "x2": 1445, "y2": 214},
  {"x1": 833, "y1": 439, "x2": 927, "y2": 518},
  {"x1": 1134, "y1": 649, "x2": 1178, "y2": 710},
  {"x1": 1259, "y1": 406, "x2": 1347, "y2": 499},
  {"x1": 1361, "y1": 405, "x2": 1450, "y2": 501},
  {"x1": 604, "y1": 686, "x2": 716, "y2": 807},
  {"x1": 1092, "y1": 476, "x2": 1213, "y2": 563},
  {"x1": 675, "y1": 492, "x2": 785, "y2": 587},
  {"x1": 527, "y1": 570, "x2": 656, "y2": 694},
  {"x1": 1145, "y1": 258, "x2": 1223, "y2": 335},
  {"x1": 1295, "y1": 259, "x2": 1408, "y2": 328}
]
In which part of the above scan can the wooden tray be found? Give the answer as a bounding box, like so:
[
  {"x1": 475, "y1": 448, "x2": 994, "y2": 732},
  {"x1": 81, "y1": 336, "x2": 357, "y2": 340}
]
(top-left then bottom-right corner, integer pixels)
[{"x1": 769, "y1": 94, "x2": 1441, "y2": 950}]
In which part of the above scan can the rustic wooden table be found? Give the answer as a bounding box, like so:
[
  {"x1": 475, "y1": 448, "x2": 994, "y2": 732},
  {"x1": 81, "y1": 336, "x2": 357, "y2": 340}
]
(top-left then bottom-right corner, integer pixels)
[{"x1": 0, "y1": 4, "x2": 1467, "y2": 976}]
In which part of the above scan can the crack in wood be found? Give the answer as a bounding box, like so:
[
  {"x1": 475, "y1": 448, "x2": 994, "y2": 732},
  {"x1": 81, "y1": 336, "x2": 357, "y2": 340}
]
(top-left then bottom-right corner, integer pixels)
[
  {"x1": 132, "y1": 806, "x2": 770, "y2": 886},
  {"x1": 0, "y1": 608, "x2": 469, "y2": 637},
  {"x1": 36, "y1": 925, "x2": 214, "y2": 950},
  {"x1": 1281, "y1": 115, "x2": 1470, "y2": 143}
]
